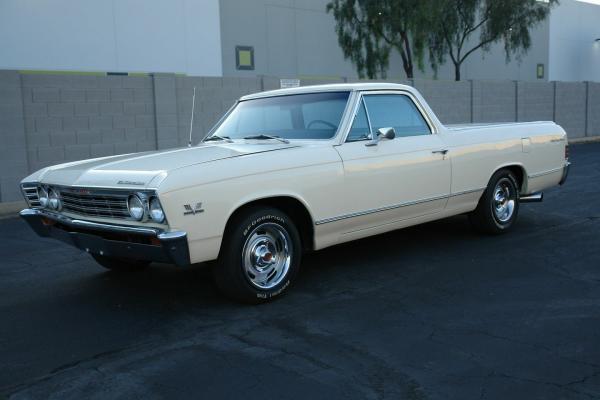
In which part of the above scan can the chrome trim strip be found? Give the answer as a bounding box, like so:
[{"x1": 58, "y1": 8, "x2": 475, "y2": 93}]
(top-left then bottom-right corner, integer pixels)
[
  {"x1": 362, "y1": 97, "x2": 374, "y2": 141},
  {"x1": 451, "y1": 187, "x2": 487, "y2": 197},
  {"x1": 528, "y1": 166, "x2": 565, "y2": 179},
  {"x1": 314, "y1": 187, "x2": 485, "y2": 225},
  {"x1": 339, "y1": 89, "x2": 436, "y2": 144}
]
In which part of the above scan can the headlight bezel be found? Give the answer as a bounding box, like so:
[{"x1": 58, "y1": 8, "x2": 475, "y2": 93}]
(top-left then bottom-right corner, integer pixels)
[
  {"x1": 127, "y1": 194, "x2": 146, "y2": 221},
  {"x1": 47, "y1": 187, "x2": 62, "y2": 211},
  {"x1": 148, "y1": 196, "x2": 166, "y2": 223},
  {"x1": 37, "y1": 186, "x2": 49, "y2": 208}
]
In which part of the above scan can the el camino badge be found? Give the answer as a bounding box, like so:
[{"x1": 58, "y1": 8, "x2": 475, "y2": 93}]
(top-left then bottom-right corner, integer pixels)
[
  {"x1": 118, "y1": 180, "x2": 145, "y2": 186},
  {"x1": 184, "y1": 202, "x2": 204, "y2": 216}
]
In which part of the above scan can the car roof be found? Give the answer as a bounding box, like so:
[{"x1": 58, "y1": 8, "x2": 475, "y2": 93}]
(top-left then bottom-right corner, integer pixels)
[{"x1": 239, "y1": 82, "x2": 414, "y2": 101}]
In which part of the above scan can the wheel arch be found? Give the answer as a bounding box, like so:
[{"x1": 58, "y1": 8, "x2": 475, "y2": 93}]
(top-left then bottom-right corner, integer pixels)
[
  {"x1": 223, "y1": 195, "x2": 316, "y2": 253},
  {"x1": 488, "y1": 163, "x2": 528, "y2": 193}
]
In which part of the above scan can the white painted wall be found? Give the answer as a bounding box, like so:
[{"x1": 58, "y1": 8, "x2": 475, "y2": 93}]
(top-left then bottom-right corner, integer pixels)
[
  {"x1": 549, "y1": 0, "x2": 600, "y2": 81},
  {"x1": 0, "y1": 0, "x2": 223, "y2": 76}
]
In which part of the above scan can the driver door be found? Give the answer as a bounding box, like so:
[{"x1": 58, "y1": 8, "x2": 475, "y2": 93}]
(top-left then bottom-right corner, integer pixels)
[{"x1": 333, "y1": 91, "x2": 451, "y2": 234}]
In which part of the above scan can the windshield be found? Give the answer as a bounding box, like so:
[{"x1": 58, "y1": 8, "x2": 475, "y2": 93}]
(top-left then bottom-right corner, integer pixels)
[{"x1": 207, "y1": 91, "x2": 350, "y2": 141}]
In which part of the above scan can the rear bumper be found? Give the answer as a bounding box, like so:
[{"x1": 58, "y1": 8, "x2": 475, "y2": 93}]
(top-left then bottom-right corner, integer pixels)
[
  {"x1": 20, "y1": 209, "x2": 190, "y2": 266},
  {"x1": 559, "y1": 161, "x2": 570, "y2": 185}
]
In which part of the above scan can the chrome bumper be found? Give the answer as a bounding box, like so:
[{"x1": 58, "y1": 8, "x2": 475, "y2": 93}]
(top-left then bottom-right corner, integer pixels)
[
  {"x1": 20, "y1": 209, "x2": 190, "y2": 266},
  {"x1": 559, "y1": 161, "x2": 570, "y2": 186}
]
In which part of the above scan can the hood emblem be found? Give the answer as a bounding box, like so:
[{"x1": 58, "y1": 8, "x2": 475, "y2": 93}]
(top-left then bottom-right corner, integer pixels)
[
  {"x1": 184, "y1": 202, "x2": 205, "y2": 216},
  {"x1": 118, "y1": 180, "x2": 145, "y2": 186}
]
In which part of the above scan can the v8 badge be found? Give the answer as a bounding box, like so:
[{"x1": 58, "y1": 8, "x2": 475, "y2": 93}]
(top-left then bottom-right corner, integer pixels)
[{"x1": 183, "y1": 202, "x2": 204, "y2": 215}]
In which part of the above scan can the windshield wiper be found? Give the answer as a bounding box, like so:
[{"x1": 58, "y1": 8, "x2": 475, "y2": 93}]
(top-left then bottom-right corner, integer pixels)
[
  {"x1": 243, "y1": 134, "x2": 290, "y2": 144},
  {"x1": 204, "y1": 135, "x2": 233, "y2": 143}
]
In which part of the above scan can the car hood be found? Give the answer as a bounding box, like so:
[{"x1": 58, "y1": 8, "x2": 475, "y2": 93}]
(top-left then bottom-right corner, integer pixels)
[{"x1": 30, "y1": 142, "x2": 300, "y2": 189}]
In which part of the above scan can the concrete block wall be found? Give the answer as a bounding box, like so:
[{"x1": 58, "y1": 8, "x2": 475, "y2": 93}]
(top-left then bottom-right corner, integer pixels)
[
  {"x1": 412, "y1": 79, "x2": 472, "y2": 124},
  {"x1": 0, "y1": 71, "x2": 29, "y2": 202},
  {"x1": 0, "y1": 69, "x2": 598, "y2": 202},
  {"x1": 174, "y1": 76, "x2": 262, "y2": 146},
  {"x1": 586, "y1": 82, "x2": 600, "y2": 138},
  {"x1": 20, "y1": 73, "x2": 156, "y2": 174},
  {"x1": 473, "y1": 81, "x2": 517, "y2": 123},
  {"x1": 554, "y1": 82, "x2": 587, "y2": 138},
  {"x1": 517, "y1": 81, "x2": 554, "y2": 122}
]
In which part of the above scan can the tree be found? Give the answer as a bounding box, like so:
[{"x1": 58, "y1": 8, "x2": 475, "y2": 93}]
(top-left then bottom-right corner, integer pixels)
[
  {"x1": 326, "y1": 0, "x2": 428, "y2": 79},
  {"x1": 427, "y1": 0, "x2": 558, "y2": 81}
]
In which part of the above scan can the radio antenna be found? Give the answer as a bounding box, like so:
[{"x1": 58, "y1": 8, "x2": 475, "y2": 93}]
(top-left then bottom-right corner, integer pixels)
[{"x1": 188, "y1": 86, "x2": 196, "y2": 147}]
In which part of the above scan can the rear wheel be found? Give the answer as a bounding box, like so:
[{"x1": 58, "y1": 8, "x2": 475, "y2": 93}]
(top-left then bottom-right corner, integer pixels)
[
  {"x1": 469, "y1": 169, "x2": 520, "y2": 234},
  {"x1": 92, "y1": 255, "x2": 150, "y2": 272},
  {"x1": 213, "y1": 207, "x2": 302, "y2": 304}
]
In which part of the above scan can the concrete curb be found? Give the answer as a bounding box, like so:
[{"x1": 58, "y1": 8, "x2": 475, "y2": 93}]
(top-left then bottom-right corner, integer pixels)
[
  {"x1": 0, "y1": 200, "x2": 26, "y2": 220},
  {"x1": 570, "y1": 136, "x2": 600, "y2": 144}
]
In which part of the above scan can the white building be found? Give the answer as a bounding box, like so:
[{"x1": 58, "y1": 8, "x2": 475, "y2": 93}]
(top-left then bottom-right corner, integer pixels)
[{"x1": 0, "y1": 0, "x2": 598, "y2": 82}]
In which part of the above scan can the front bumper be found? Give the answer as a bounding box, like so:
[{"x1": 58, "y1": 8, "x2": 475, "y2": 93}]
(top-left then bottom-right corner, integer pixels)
[{"x1": 20, "y1": 209, "x2": 190, "y2": 266}]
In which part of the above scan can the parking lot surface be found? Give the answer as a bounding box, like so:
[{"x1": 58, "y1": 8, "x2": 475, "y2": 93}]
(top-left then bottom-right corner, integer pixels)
[{"x1": 1, "y1": 143, "x2": 599, "y2": 400}]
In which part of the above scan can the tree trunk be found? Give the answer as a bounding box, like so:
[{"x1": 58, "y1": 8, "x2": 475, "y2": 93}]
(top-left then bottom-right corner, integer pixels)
[
  {"x1": 454, "y1": 63, "x2": 461, "y2": 81},
  {"x1": 398, "y1": 44, "x2": 413, "y2": 79},
  {"x1": 402, "y1": 33, "x2": 414, "y2": 79}
]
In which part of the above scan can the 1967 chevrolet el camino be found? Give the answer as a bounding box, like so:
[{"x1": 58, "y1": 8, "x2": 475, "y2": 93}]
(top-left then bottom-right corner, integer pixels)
[{"x1": 20, "y1": 83, "x2": 570, "y2": 303}]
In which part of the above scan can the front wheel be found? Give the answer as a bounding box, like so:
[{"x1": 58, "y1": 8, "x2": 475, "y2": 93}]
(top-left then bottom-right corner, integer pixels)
[
  {"x1": 469, "y1": 169, "x2": 520, "y2": 234},
  {"x1": 213, "y1": 207, "x2": 302, "y2": 304}
]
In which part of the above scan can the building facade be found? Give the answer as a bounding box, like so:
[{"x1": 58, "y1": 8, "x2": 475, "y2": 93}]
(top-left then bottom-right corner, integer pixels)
[{"x1": 0, "y1": 0, "x2": 598, "y2": 81}]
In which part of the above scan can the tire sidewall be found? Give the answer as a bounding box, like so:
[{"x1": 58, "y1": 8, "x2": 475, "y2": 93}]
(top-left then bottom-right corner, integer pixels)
[{"x1": 219, "y1": 208, "x2": 301, "y2": 302}]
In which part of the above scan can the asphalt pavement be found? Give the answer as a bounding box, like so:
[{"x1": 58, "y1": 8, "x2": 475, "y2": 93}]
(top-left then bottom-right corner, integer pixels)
[{"x1": 1, "y1": 143, "x2": 599, "y2": 400}]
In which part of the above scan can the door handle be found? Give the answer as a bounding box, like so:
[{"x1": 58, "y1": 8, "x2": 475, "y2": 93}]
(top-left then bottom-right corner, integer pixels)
[{"x1": 432, "y1": 149, "x2": 449, "y2": 155}]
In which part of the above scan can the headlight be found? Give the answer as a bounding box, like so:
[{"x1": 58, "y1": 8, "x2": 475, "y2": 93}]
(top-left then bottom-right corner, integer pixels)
[
  {"x1": 38, "y1": 187, "x2": 49, "y2": 208},
  {"x1": 48, "y1": 188, "x2": 62, "y2": 211},
  {"x1": 149, "y1": 197, "x2": 165, "y2": 223},
  {"x1": 127, "y1": 195, "x2": 145, "y2": 221}
]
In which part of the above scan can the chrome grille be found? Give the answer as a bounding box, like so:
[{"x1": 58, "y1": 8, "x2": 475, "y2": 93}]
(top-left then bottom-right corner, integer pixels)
[
  {"x1": 60, "y1": 187, "x2": 130, "y2": 219},
  {"x1": 21, "y1": 185, "x2": 41, "y2": 207}
]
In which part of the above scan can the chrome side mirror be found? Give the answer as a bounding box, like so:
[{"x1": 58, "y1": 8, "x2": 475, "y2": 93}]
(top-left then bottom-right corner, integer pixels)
[
  {"x1": 378, "y1": 127, "x2": 396, "y2": 140},
  {"x1": 366, "y1": 127, "x2": 395, "y2": 146}
]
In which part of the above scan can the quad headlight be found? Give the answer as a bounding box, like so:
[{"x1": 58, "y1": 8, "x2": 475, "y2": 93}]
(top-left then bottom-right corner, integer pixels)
[
  {"x1": 149, "y1": 197, "x2": 165, "y2": 223},
  {"x1": 127, "y1": 194, "x2": 145, "y2": 221},
  {"x1": 48, "y1": 188, "x2": 62, "y2": 211},
  {"x1": 38, "y1": 187, "x2": 49, "y2": 208}
]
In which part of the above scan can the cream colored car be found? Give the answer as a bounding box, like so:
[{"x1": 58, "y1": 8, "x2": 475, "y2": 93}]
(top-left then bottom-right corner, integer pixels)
[{"x1": 20, "y1": 83, "x2": 570, "y2": 303}]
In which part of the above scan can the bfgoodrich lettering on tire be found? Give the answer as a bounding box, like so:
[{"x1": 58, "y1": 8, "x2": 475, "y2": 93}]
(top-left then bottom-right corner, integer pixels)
[
  {"x1": 469, "y1": 169, "x2": 520, "y2": 235},
  {"x1": 213, "y1": 207, "x2": 302, "y2": 304}
]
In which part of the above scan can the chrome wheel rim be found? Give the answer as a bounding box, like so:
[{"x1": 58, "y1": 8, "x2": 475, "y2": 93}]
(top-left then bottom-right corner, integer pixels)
[
  {"x1": 492, "y1": 179, "x2": 516, "y2": 223},
  {"x1": 242, "y1": 222, "x2": 292, "y2": 290}
]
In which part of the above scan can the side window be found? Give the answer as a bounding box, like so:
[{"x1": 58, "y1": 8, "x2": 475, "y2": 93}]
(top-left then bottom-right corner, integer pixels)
[
  {"x1": 363, "y1": 94, "x2": 431, "y2": 137},
  {"x1": 347, "y1": 100, "x2": 371, "y2": 142}
]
